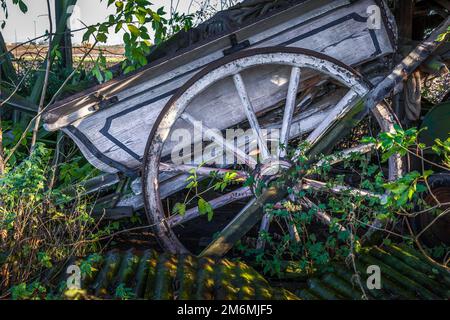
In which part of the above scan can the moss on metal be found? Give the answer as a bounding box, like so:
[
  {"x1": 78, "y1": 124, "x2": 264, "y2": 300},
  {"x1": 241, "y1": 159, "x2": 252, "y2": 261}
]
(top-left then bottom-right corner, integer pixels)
[
  {"x1": 42, "y1": 244, "x2": 449, "y2": 300},
  {"x1": 58, "y1": 250, "x2": 298, "y2": 300},
  {"x1": 296, "y1": 244, "x2": 450, "y2": 300}
]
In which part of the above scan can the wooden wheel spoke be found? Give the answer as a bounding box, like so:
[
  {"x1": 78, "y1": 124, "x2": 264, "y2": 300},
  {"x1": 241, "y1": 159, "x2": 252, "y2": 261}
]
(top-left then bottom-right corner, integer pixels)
[
  {"x1": 200, "y1": 197, "x2": 259, "y2": 257},
  {"x1": 256, "y1": 213, "x2": 273, "y2": 250},
  {"x1": 233, "y1": 73, "x2": 270, "y2": 161},
  {"x1": 302, "y1": 197, "x2": 347, "y2": 232},
  {"x1": 160, "y1": 162, "x2": 248, "y2": 180},
  {"x1": 305, "y1": 89, "x2": 360, "y2": 146},
  {"x1": 302, "y1": 178, "x2": 385, "y2": 200},
  {"x1": 181, "y1": 112, "x2": 257, "y2": 168},
  {"x1": 315, "y1": 143, "x2": 375, "y2": 167},
  {"x1": 199, "y1": 185, "x2": 284, "y2": 257},
  {"x1": 280, "y1": 67, "x2": 301, "y2": 158},
  {"x1": 168, "y1": 186, "x2": 252, "y2": 227}
]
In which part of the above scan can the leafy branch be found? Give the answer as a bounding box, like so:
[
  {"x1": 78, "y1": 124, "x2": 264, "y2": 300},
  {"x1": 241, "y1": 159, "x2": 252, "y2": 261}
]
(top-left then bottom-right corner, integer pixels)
[{"x1": 83, "y1": 0, "x2": 193, "y2": 82}]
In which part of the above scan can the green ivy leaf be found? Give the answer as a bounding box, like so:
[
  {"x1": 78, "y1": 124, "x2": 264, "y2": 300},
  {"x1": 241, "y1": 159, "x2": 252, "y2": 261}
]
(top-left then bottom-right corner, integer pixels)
[
  {"x1": 198, "y1": 198, "x2": 214, "y2": 221},
  {"x1": 173, "y1": 203, "x2": 186, "y2": 216},
  {"x1": 17, "y1": 0, "x2": 27, "y2": 13},
  {"x1": 96, "y1": 32, "x2": 108, "y2": 43},
  {"x1": 127, "y1": 24, "x2": 140, "y2": 37}
]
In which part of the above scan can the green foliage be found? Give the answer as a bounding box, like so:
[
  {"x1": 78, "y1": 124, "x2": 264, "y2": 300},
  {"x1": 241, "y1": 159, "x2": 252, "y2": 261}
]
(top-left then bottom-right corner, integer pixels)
[
  {"x1": 362, "y1": 125, "x2": 423, "y2": 162},
  {"x1": 12, "y1": 0, "x2": 27, "y2": 13},
  {"x1": 432, "y1": 137, "x2": 450, "y2": 168},
  {"x1": 0, "y1": 144, "x2": 110, "y2": 297},
  {"x1": 114, "y1": 283, "x2": 135, "y2": 300},
  {"x1": 198, "y1": 197, "x2": 213, "y2": 222},
  {"x1": 238, "y1": 127, "x2": 450, "y2": 277},
  {"x1": 1, "y1": 0, "x2": 28, "y2": 28},
  {"x1": 171, "y1": 164, "x2": 242, "y2": 223},
  {"x1": 10, "y1": 281, "x2": 47, "y2": 300},
  {"x1": 84, "y1": 0, "x2": 193, "y2": 81},
  {"x1": 383, "y1": 170, "x2": 431, "y2": 207},
  {"x1": 79, "y1": 253, "x2": 103, "y2": 278},
  {"x1": 58, "y1": 155, "x2": 97, "y2": 186}
]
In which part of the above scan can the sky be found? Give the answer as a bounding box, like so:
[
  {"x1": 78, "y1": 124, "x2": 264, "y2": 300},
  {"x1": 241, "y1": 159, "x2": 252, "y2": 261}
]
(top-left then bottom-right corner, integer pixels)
[{"x1": 0, "y1": 0, "x2": 213, "y2": 45}]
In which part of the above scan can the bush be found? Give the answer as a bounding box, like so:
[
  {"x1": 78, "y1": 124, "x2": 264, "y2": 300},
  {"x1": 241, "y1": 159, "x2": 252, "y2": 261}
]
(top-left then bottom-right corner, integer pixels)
[{"x1": 0, "y1": 144, "x2": 102, "y2": 298}]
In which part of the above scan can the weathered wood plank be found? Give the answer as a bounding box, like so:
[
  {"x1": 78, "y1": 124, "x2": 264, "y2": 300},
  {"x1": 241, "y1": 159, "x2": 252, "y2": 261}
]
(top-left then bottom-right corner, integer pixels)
[
  {"x1": 62, "y1": 173, "x2": 120, "y2": 198},
  {"x1": 44, "y1": 0, "x2": 352, "y2": 127}
]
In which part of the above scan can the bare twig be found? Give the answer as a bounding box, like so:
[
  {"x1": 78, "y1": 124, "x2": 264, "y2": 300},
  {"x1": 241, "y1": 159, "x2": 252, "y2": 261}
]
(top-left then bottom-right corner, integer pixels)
[
  {"x1": 405, "y1": 218, "x2": 450, "y2": 270},
  {"x1": 30, "y1": 0, "x2": 54, "y2": 152},
  {"x1": 4, "y1": 38, "x2": 99, "y2": 164},
  {"x1": 0, "y1": 113, "x2": 4, "y2": 175},
  {"x1": 415, "y1": 207, "x2": 450, "y2": 240}
]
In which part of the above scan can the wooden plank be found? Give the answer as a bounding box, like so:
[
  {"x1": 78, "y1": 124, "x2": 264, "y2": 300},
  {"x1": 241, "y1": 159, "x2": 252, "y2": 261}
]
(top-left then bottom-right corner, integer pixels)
[
  {"x1": 0, "y1": 86, "x2": 38, "y2": 114},
  {"x1": 92, "y1": 207, "x2": 134, "y2": 220},
  {"x1": 62, "y1": 173, "x2": 120, "y2": 198}
]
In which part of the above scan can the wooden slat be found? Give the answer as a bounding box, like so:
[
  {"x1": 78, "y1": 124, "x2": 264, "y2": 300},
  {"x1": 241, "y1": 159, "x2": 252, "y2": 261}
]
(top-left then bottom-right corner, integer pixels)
[
  {"x1": 280, "y1": 67, "x2": 301, "y2": 157},
  {"x1": 200, "y1": 185, "x2": 285, "y2": 257}
]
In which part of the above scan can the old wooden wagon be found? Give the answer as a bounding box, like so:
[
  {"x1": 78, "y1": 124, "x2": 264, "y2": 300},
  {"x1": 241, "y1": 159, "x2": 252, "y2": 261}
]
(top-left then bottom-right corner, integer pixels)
[{"x1": 42, "y1": 0, "x2": 449, "y2": 256}]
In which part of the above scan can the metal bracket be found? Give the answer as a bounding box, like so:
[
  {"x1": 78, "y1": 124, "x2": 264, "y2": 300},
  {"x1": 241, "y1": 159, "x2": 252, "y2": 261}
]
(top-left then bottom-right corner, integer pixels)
[
  {"x1": 223, "y1": 34, "x2": 250, "y2": 56},
  {"x1": 91, "y1": 93, "x2": 119, "y2": 111}
]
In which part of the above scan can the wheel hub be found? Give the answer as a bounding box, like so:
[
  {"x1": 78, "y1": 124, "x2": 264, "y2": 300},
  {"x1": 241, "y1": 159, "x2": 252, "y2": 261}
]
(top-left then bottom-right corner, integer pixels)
[{"x1": 251, "y1": 159, "x2": 292, "y2": 196}]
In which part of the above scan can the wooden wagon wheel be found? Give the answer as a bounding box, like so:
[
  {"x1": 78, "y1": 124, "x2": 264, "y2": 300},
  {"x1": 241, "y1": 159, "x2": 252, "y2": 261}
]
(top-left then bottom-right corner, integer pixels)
[{"x1": 143, "y1": 47, "x2": 404, "y2": 256}]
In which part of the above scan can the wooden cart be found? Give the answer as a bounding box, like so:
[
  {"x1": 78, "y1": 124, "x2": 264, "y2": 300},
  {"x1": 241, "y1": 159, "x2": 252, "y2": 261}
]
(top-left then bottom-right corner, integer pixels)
[{"x1": 43, "y1": 0, "x2": 449, "y2": 256}]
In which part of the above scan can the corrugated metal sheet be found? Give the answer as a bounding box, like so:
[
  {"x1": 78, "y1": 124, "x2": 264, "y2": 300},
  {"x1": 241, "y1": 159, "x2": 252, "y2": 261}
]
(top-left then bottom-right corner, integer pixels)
[
  {"x1": 296, "y1": 244, "x2": 450, "y2": 300},
  {"x1": 47, "y1": 244, "x2": 449, "y2": 300},
  {"x1": 57, "y1": 250, "x2": 298, "y2": 300}
]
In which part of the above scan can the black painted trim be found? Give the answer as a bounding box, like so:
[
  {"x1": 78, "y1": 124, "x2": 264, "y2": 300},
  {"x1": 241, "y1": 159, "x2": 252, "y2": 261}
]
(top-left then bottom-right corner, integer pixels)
[
  {"x1": 99, "y1": 89, "x2": 178, "y2": 161},
  {"x1": 66, "y1": 125, "x2": 138, "y2": 177}
]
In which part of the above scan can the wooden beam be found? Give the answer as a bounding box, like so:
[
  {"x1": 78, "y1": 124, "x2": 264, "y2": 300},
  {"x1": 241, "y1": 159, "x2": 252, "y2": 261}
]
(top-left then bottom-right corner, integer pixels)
[
  {"x1": 0, "y1": 86, "x2": 38, "y2": 114},
  {"x1": 367, "y1": 16, "x2": 449, "y2": 110},
  {"x1": 55, "y1": 0, "x2": 75, "y2": 71},
  {"x1": 398, "y1": 0, "x2": 415, "y2": 42},
  {"x1": 0, "y1": 32, "x2": 17, "y2": 84},
  {"x1": 29, "y1": 0, "x2": 77, "y2": 103}
]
